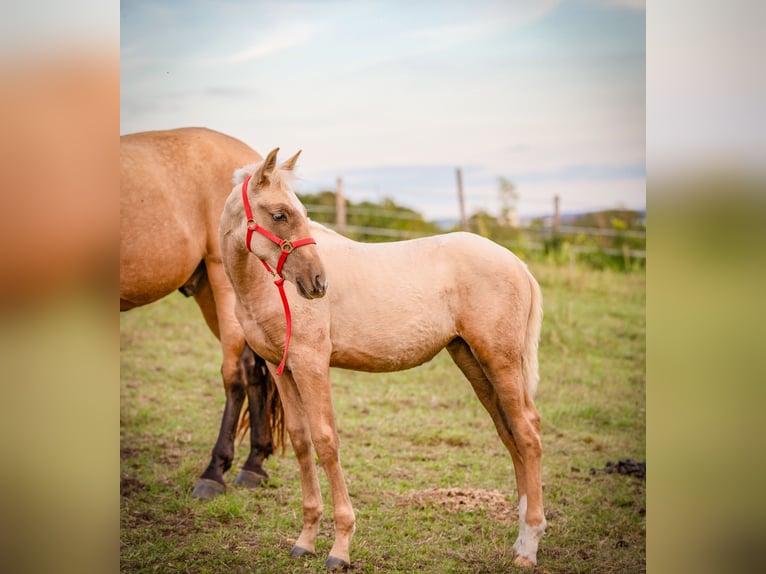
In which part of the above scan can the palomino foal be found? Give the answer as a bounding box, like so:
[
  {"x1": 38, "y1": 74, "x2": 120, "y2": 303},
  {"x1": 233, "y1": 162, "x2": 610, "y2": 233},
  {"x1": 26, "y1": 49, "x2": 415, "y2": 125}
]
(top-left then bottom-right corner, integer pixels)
[{"x1": 220, "y1": 149, "x2": 546, "y2": 569}]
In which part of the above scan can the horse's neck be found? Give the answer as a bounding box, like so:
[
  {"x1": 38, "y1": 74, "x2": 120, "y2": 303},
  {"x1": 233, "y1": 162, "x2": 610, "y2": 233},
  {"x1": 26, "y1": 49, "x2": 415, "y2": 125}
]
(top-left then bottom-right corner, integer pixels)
[
  {"x1": 228, "y1": 249, "x2": 271, "y2": 290},
  {"x1": 311, "y1": 223, "x2": 354, "y2": 248},
  {"x1": 221, "y1": 225, "x2": 273, "y2": 302}
]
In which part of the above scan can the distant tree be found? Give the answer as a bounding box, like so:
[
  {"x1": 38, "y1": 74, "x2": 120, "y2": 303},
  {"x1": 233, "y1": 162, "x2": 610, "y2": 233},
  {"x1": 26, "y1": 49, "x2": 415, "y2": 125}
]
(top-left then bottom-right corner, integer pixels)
[
  {"x1": 498, "y1": 177, "x2": 519, "y2": 227},
  {"x1": 468, "y1": 209, "x2": 494, "y2": 237},
  {"x1": 467, "y1": 209, "x2": 520, "y2": 245}
]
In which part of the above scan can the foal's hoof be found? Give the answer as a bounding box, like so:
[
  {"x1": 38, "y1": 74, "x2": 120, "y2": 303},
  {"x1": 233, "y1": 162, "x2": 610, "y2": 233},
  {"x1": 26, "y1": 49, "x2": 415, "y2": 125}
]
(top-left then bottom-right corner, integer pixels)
[
  {"x1": 325, "y1": 556, "x2": 350, "y2": 571},
  {"x1": 191, "y1": 478, "x2": 226, "y2": 500},
  {"x1": 235, "y1": 468, "x2": 268, "y2": 489},
  {"x1": 290, "y1": 545, "x2": 314, "y2": 558},
  {"x1": 513, "y1": 555, "x2": 536, "y2": 568}
]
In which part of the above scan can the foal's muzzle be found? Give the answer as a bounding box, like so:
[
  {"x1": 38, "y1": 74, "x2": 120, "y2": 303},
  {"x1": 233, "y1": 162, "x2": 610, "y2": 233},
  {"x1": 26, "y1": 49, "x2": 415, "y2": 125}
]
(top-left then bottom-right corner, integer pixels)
[{"x1": 296, "y1": 271, "x2": 328, "y2": 299}]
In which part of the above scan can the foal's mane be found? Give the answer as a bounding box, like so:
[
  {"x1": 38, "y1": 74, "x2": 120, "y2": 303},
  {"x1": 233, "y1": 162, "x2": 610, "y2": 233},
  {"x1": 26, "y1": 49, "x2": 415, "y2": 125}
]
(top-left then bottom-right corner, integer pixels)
[
  {"x1": 232, "y1": 163, "x2": 258, "y2": 185},
  {"x1": 232, "y1": 162, "x2": 296, "y2": 189}
]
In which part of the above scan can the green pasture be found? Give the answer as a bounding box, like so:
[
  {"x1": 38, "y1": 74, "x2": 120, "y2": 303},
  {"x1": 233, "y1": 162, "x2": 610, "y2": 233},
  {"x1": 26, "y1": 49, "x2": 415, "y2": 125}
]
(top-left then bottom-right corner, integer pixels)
[{"x1": 120, "y1": 261, "x2": 645, "y2": 573}]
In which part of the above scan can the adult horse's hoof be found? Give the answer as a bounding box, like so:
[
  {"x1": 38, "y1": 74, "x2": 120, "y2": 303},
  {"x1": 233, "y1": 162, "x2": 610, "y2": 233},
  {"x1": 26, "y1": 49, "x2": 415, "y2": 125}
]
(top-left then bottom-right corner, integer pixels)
[
  {"x1": 325, "y1": 556, "x2": 350, "y2": 571},
  {"x1": 191, "y1": 478, "x2": 226, "y2": 500},
  {"x1": 234, "y1": 468, "x2": 268, "y2": 489},
  {"x1": 290, "y1": 545, "x2": 314, "y2": 558},
  {"x1": 513, "y1": 555, "x2": 536, "y2": 568}
]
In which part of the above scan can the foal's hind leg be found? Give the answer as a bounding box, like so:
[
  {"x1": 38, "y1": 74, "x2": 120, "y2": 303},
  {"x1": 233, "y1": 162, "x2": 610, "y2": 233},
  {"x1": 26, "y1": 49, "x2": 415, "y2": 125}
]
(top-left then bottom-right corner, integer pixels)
[
  {"x1": 447, "y1": 340, "x2": 528, "y2": 500},
  {"x1": 447, "y1": 338, "x2": 545, "y2": 567}
]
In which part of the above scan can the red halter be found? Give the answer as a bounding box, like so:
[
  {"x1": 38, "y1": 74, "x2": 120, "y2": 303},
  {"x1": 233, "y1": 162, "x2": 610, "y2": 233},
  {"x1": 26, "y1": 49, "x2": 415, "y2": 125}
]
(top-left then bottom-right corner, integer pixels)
[{"x1": 241, "y1": 175, "x2": 317, "y2": 375}]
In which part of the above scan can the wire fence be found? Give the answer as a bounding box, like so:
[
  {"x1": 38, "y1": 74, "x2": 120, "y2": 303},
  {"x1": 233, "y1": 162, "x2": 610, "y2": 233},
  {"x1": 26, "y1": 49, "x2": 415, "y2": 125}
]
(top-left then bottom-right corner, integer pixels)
[
  {"x1": 306, "y1": 208, "x2": 646, "y2": 261},
  {"x1": 303, "y1": 175, "x2": 646, "y2": 266}
]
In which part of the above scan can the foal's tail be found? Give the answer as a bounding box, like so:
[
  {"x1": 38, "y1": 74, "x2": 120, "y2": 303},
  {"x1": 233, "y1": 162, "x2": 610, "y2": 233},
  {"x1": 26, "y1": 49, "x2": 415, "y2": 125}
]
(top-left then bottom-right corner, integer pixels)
[{"x1": 522, "y1": 267, "x2": 543, "y2": 401}]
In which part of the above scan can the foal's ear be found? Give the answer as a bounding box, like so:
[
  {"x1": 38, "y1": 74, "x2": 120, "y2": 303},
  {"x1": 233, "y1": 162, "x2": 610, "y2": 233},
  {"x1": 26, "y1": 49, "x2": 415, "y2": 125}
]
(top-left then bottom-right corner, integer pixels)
[
  {"x1": 280, "y1": 150, "x2": 302, "y2": 171},
  {"x1": 251, "y1": 147, "x2": 280, "y2": 187}
]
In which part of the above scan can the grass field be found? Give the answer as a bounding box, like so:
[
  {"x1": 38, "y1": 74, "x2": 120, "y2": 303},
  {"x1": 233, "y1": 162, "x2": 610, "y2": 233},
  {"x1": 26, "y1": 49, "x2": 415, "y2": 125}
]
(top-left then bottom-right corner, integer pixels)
[{"x1": 120, "y1": 260, "x2": 645, "y2": 573}]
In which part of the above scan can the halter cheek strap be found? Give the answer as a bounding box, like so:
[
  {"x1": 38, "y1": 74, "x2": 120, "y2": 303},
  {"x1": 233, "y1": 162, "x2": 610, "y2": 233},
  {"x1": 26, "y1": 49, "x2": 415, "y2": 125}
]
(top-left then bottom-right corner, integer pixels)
[{"x1": 241, "y1": 175, "x2": 317, "y2": 375}]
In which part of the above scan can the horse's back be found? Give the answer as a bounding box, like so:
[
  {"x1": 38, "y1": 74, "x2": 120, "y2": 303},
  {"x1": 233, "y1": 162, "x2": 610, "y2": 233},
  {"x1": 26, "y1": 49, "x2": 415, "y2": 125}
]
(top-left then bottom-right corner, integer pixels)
[
  {"x1": 120, "y1": 128, "x2": 261, "y2": 307},
  {"x1": 316, "y1": 228, "x2": 527, "y2": 287}
]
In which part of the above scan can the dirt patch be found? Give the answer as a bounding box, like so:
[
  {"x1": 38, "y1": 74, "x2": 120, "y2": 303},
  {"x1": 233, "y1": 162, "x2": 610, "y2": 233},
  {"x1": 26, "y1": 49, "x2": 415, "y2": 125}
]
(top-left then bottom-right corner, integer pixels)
[{"x1": 400, "y1": 487, "x2": 518, "y2": 525}]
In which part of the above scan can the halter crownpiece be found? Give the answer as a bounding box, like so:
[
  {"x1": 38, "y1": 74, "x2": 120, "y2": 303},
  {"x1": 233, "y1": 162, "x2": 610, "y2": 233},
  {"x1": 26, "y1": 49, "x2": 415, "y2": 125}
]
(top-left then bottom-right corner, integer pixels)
[{"x1": 241, "y1": 174, "x2": 317, "y2": 375}]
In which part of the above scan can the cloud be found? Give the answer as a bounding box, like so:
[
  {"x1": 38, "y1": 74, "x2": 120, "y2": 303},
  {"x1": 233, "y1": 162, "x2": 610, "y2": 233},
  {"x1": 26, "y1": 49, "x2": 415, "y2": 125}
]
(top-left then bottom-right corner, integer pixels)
[
  {"x1": 409, "y1": 0, "x2": 560, "y2": 49},
  {"x1": 409, "y1": 22, "x2": 489, "y2": 50},
  {"x1": 202, "y1": 23, "x2": 314, "y2": 65}
]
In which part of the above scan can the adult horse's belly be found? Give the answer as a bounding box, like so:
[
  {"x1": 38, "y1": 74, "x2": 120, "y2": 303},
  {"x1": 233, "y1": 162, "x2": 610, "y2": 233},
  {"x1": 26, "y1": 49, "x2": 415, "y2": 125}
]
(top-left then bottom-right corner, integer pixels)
[
  {"x1": 119, "y1": 221, "x2": 202, "y2": 309},
  {"x1": 119, "y1": 254, "x2": 199, "y2": 309}
]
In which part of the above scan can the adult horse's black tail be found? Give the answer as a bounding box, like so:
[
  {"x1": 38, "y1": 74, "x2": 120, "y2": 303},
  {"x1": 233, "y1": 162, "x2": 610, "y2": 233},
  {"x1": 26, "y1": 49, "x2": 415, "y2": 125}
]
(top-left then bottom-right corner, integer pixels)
[{"x1": 236, "y1": 352, "x2": 286, "y2": 455}]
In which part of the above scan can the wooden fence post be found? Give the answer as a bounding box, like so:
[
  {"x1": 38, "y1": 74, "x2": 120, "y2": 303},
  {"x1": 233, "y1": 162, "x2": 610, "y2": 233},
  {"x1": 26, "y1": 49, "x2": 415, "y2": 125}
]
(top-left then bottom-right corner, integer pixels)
[
  {"x1": 336, "y1": 177, "x2": 346, "y2": 232},
  {"x1": 456, "y1": 167, "x2": 468, "y2": 231}
]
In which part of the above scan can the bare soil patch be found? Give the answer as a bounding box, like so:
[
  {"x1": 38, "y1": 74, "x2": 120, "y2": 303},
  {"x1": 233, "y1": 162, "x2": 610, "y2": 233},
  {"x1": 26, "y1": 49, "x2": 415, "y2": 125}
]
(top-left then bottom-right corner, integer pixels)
[{"x1": 401, "y1": 487, "x2": 519, "y2": 525}]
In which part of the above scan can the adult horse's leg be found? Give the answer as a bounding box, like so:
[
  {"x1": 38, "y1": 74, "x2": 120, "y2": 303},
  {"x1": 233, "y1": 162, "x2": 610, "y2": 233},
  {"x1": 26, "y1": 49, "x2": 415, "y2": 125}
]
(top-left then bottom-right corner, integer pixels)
[
  {"x1": 234, "y1": 348, "x2": 275, "y2": 488},
  {"x1": 186, "y1": 268, "x2": 248, "y2": 499},
  {"x1": 446, "y1": 338, "x2": 545, "y2": 567},
  {"x1": 274, "y1": 366, "x2": 355, "y2": 570},
  {"x1": 186, "y1": 266, "x2": 276, "y2": 495}
]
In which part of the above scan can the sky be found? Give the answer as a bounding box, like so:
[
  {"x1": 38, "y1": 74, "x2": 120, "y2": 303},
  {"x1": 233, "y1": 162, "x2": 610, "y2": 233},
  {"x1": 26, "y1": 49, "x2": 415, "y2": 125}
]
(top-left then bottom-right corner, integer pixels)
[{"x1": 121, "y1": 0, "x2": 645, "y2": 221}]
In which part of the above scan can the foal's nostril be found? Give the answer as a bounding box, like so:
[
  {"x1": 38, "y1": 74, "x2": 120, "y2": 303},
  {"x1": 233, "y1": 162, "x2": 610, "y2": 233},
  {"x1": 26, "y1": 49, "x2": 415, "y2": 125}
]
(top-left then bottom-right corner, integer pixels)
[{"x1": 315, "y1": 274, "x2": 327, "y2": 294}]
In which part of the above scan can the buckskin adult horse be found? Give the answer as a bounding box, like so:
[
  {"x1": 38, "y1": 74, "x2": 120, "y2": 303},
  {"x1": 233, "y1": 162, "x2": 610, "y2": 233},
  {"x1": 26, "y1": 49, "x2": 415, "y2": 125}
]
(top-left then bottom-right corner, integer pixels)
[
  {"x1": 120, "y1": 128, "x2": 283, "y2": 499},
  {"x1": 220, "y1": 149, "x2": 547, "y2": 569}
]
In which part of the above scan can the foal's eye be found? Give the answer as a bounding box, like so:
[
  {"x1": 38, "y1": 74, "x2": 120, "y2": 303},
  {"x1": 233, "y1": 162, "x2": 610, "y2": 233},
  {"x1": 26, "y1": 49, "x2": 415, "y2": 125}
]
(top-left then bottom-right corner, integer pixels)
[{"x1": 272, "y1": 212, "x2": 287, "y2": 223}]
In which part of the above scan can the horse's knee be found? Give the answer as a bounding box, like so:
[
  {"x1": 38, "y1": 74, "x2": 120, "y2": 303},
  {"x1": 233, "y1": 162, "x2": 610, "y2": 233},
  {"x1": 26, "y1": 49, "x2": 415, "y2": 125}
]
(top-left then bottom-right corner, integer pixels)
[
  {"x1": 509, "y1": 409, "x2": 541, "y2": 456},
  {"x1": 289, "y1": 427, "x2": 313, "y2": 459},
  {"x1": 527, "y1": 406, "x2": 541, "y2": 431},
  {"x1": 311, "y1": 429, "x2": 340, "y2": 464},
  {"x1": 303, "y1": 501, "x2": 324, "y2": 524},
  {"x1": 334, "y1": 506, "x2": 356, "y2": 536},
  {"x1": 519, "y1": 431, "x2": 542, "y2": 458}
]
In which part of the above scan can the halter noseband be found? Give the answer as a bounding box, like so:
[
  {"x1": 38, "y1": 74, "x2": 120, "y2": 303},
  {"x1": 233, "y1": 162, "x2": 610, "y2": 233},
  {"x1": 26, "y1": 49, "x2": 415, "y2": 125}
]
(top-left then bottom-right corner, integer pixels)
[{"x1": 241, "y1": 174, "x2": 317, "y2": 375}]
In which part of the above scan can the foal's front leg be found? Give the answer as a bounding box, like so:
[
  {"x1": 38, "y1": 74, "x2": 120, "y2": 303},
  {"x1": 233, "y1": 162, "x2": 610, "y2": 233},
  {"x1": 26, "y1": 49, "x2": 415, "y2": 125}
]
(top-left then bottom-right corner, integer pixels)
[
  {"x1": 268, "y1": 368, "x2": 324, "y2": 557},
  {"x1": 290, "y1": 365, "x2": 356, "y2": 570}
]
